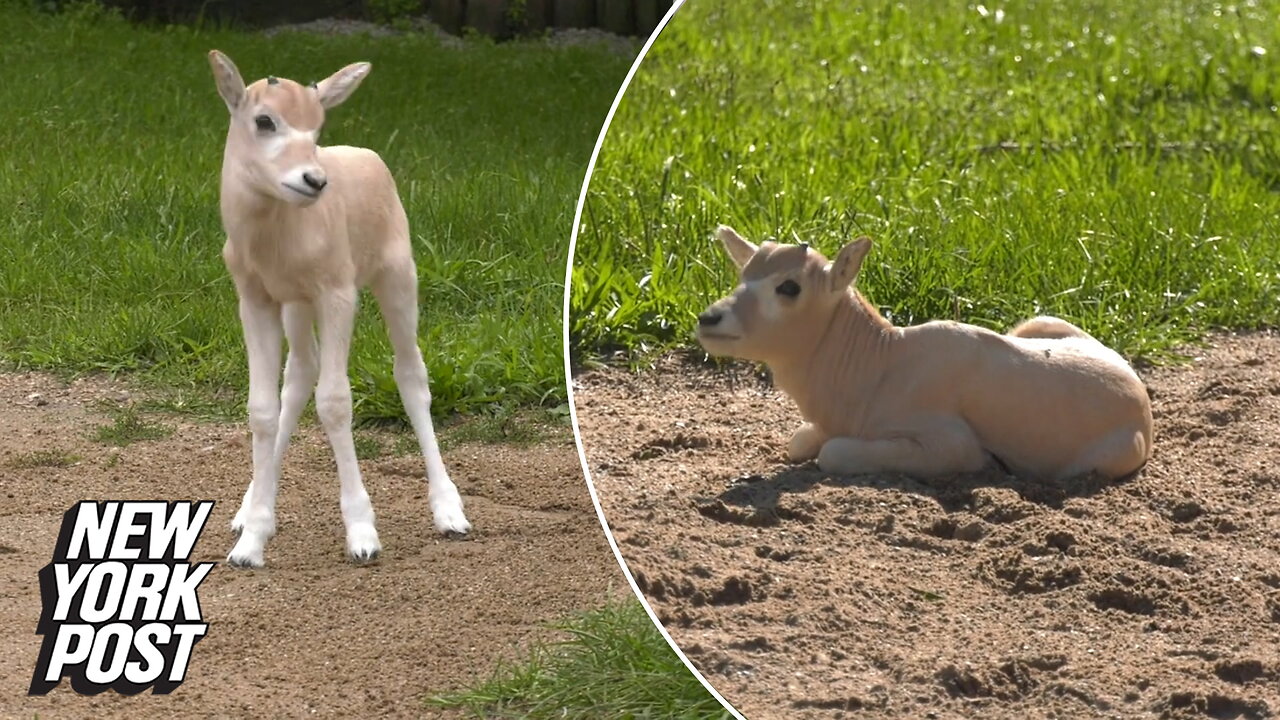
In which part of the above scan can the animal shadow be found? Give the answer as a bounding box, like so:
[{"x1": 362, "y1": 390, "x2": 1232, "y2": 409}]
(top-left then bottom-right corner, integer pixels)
[{"x1": 711, "y1": 462, "x2": 1126, "y2": 520}]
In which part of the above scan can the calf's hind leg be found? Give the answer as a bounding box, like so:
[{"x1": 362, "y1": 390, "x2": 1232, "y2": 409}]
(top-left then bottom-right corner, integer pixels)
[
  {"x1": 373, "y1": 264, "x2": 471, "y2": 536},
  {"x1": 270, "y1": 302, "x2": 321, "y2": 472},
  {"x1": 1057, "y1": 426, "x2": 1149, "y2": 481}
]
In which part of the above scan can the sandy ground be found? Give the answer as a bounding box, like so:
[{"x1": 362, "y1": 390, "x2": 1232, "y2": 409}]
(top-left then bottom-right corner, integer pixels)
[
  {"x1": 576, "y1": 331, "x2": 1280, "y2": 720},
  {"x1": 0, "y1": 372, "x2": 623, "y2": 718}
]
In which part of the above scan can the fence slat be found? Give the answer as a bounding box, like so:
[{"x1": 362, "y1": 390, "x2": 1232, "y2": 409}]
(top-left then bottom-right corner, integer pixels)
[
  {"x1": 465, "y1": 0, "x2": 508, "y2": 36},
  {"x1": 596, "y1": 0, "x2": 634, "y2": 35},
  {"x1": 635, "y1": 0, "x2": 663, "y2": 35},
  {"x1": 429, "y1": 0, "x2": 465, "y2": 34},
  {"x1": 552, "y1": 0, "x2": 596, "y2": 28}
]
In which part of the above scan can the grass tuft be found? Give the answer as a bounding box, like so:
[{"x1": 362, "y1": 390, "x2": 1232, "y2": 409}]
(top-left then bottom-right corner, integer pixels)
[
  {"x1": 439, "y1": 405, "x2": 571, "y2": 448},
  {"x1": 91, "y1": 405, "x2": 173, "y2": 446},
  {"x1": 8, "y1": 449, "x2": 82, "y2": 469},
  {"x1": 429, "y1": 599, "x2": 730, "y2": 719},
  {"x1": 353, "y1": 432, "x2": 384, "y2": 460}
]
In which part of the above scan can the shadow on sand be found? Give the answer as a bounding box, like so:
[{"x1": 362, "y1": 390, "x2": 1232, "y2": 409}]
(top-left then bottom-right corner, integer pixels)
[{"x1": 697, "y1": 462, "x2": 1131, "y2": 527}]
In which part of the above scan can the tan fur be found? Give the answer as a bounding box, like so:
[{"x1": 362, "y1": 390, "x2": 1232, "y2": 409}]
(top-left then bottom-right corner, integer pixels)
[
  {"x1": 207, "y1": 51, "x2": 469, "y2": 568},
  {"x1": 697, "y1": 226, "x2": 1153, "y2": 481},
  {"x1": 217, "y1": 73, "x2": 406, "y2": 301},
  {"x1": 220, "y1": 142, "x2": 408, "y2": 305}
]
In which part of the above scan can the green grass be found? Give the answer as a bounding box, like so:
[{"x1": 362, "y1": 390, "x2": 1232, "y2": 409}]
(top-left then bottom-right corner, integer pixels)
[
  {"x1": 353, "y1": 431, "x2": 384, "y2": 460},
  {"x1": 430, "y1": 599, "x2": 732, "y2": 719},
  {"x1": 0, "y1": 1, "x2": 629, "y2": 422},
  {"x1": 8, "y1": 449, "x2": 82, "y2": 468},
  {"x1": 572, "y1": 0, "x2": 1280, "y2": 363},
  {"x1": 340, "y1": 405, "x2": 572, "y2": 456},
  {"x1": 91, "y1": 403, "x2": 173, "y2": 445},
  {"x1": 439, "y1": 404, "x2": 571, "y2": 446}
]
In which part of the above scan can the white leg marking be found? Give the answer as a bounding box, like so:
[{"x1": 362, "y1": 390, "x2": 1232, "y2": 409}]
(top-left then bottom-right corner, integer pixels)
[
  {"x1": 231, "y1": 303, "x2": 319, "y2": 535},
  {"x1": 227, "y1": 295, "x2": 283, "y2": 568},
  {"x1": 231, "y1": 482, "x2": 252, "y2": 534},
  {"x1": 315, "y1": 288, "x2": 382, "y2": 562},
  {"x1": 374, "y1": 266, "x2": 470, "y2": 536},
  {"x1": 273, "y1": 302, "x2": 320, "y2": 469}
]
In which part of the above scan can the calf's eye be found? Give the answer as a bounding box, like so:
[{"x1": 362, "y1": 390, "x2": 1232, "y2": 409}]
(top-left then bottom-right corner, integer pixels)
[
  {"x1": 254, "y1": 115, "x2": 276, "y2": 133},
  {"x1": 776, "y1": 279, "x2": 801, "y2": 297}
]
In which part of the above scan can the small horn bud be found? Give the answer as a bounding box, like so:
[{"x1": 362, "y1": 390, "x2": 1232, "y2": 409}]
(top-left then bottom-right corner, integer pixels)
[
  {"x1": 309, "y1": 81, "x2": 318, "y2": 90},
  {"x1": 267, "y1": 76, "x2": 278, "y2": 85},
  {"x1": 800, "y1": 242, "x2": 810, "y2": 252}
]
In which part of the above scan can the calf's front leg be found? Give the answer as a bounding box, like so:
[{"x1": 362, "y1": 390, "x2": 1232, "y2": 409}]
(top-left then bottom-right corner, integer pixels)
[
  {"x1": 788, "y1": 422, "x2": 827, "y2": 462},
  {"x1": 315, "y1": 288, "x2": 382, "y2": 563},
  {"x1": 227, "y1": 292, "x2": 283, "y2": 568},
  {"x1": 816, "y1": 416, "x2": 986, "y2": 477}
]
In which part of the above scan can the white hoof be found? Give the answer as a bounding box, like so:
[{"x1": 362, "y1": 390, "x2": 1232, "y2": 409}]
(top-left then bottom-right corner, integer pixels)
[
  {"x1": 226, "y1": 532, "x2": 267, "y2": 568},
  {"x1": 346, "y1": 522, "x2": 382, "y2": 563},
  {"x1": 430, "y1": 485, "x2": 471, "y2": 536}
]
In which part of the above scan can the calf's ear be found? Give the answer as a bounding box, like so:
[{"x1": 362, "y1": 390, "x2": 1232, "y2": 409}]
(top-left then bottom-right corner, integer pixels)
[
  {"x1": 828, "y1": 237, "x2": 872, "y2": 291},
  {"x1": 316, "y1": 62, "x2": 372, "y2": 109},
  {"x1": 208, "y1": 50, "x2": 245, "y2": 112},
  {"x1": 716, "y1": 225, "x2": 757, "y2": 270}
]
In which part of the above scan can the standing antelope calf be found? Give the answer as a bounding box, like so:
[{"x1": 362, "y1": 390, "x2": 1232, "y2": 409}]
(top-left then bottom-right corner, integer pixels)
[
  {"x1": 696, "y1": 226, "x2": 1153, "y2": 481},
  {"x1": 208, "y1": 51, "x2": 470, "y2": 567}
]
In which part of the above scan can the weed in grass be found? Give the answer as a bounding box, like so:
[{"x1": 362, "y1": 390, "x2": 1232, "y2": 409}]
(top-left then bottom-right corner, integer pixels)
[
  {"x1": 430, "y1": 600, "x2": 730, "y2": 719},
  {"x1": 91, "y1": 405, "x2": 173, "y2": 446},
  {"x1": 8, "y1": 449, "x2": 81, "y2": 469},
  {"x1": 571, "y1": 0, "x2": 1280, "y2": 365},
  {"x1": 0, "y1": 3, "x2": 630, "y2": 421}
]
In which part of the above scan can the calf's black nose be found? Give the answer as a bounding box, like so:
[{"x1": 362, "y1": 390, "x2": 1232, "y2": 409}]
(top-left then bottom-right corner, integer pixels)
[
  {"x1": 697, "y1": 311, "x2": 722, "y2": 327},
  {"x1": 303, "y1": 172, "x2": 328, "y2": 192}
]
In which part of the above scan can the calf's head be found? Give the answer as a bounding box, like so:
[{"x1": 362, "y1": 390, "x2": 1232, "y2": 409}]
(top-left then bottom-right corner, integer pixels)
[
  {"x1": 696, "y1": 226, "x2": 872, "y2": 363},
  {"x1": 208, "y1": 50, "x2": 371, "y2": 207}
]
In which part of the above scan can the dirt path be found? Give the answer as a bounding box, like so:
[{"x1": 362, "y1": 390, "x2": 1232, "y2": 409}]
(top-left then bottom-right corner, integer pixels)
[
  {"x1": 576, "y1": 332, "x2": 1280, "y2": 719},
  {"x1": 0, "y1": 373, "x2": 621, "y2": 718}
]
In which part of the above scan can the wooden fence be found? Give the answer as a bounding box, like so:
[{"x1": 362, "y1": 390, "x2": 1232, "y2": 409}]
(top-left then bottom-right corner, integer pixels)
[
  {"x1": 101, "y1": 0, "x2": 676, "y2": 37},
  {"x1": 430, "y1": 0, "x2": 676, "y2": 37}
]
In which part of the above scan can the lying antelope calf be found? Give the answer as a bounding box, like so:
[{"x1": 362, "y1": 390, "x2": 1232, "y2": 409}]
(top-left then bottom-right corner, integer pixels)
[
  {"x1": 208, "y1": 51, "x2": 471, "y2": 567},
  {"x1": 696, "y1": 226, "x2": 1153, "y2": 481}
]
